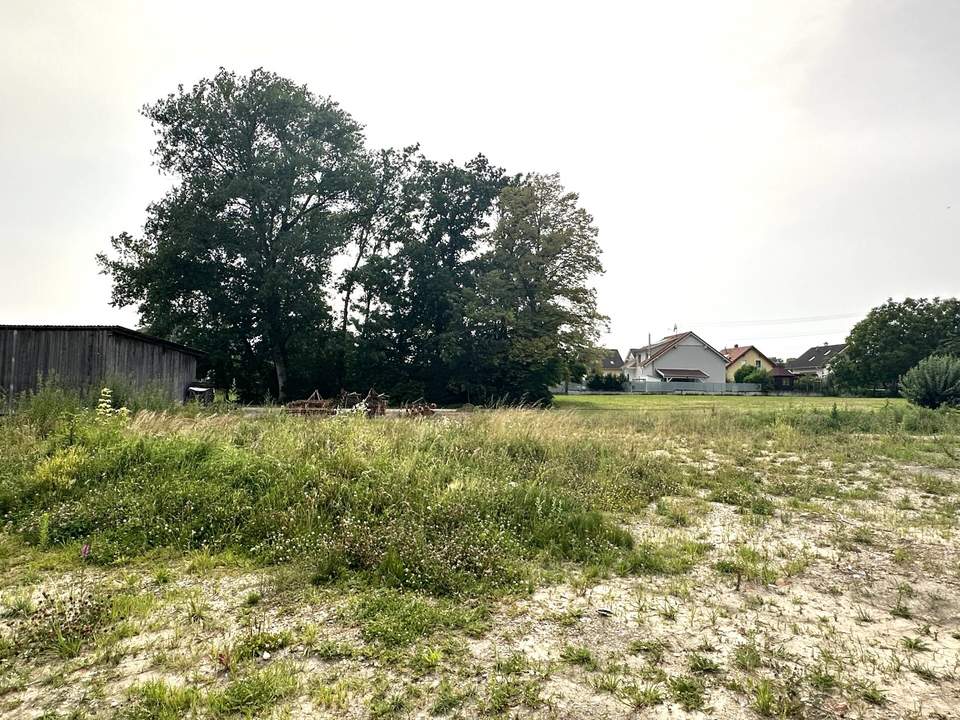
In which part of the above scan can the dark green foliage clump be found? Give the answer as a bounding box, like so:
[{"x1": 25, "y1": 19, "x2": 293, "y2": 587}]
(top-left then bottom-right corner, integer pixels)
[
  {"x1": 585, "y1": 373, "x2": 628, "y2": 392},
  {"x1": 901, "y1": 355, "x2": 960, "y2": 409}
]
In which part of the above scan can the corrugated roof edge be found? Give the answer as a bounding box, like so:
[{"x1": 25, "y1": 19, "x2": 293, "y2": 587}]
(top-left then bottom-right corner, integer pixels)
[{"x1": 0, "y1": 325, "x2": 207, "y2": 358}]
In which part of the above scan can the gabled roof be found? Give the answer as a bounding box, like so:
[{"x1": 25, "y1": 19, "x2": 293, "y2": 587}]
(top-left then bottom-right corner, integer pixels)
[
  {"x1": 657, "y1": 368, "x2": 710, "y2": 380},
  {"x1": 628, "y1": 331, "x2": 727, "y2": 367},
  {"x1": 785, "y1": 343, "x2": 847, "y2": 371},
  {"x1": 721, "y1": 344, "x2": 777, "y2": 370},
  {"x1": 599, "y1": 348, "x2": 624, "y2": 370},
  {"x1": 0, "y1": 325, "x2": 207, "y2": 357}
]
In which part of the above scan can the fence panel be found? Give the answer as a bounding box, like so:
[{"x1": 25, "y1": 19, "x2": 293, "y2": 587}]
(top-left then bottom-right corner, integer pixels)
[{"x1": 551, "y1": 382, "x2": 761, "y2": 395}]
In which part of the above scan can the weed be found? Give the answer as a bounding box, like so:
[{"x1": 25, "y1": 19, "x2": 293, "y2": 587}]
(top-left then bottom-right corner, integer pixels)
[
  {"x1": 560, "y1": 644, "x2": 598, "y2": 671},
  {"x1": 733, "y1": 642, "x2": 762, "y2": 671},
  {"x1": 619, "y1": 682, "x2": 664, "y2": 709},
  {"x1": 688, "y1": 653, "x2": 721, "y2": 674},
  {"x1": 667, "y1": 675, "x2": 706, "y2": 712},
  {"x1": 207, "y1": 662, "x2": 299, "y2": 716},
  {"x1": 858, "y1": 682, "x2": 887, "y2": 706},
  {"x1": 350, "y1": 589, "x2": 487, "y2": 647}
]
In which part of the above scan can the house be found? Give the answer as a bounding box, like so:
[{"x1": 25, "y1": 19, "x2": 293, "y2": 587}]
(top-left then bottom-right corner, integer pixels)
[
  {"x1": 785, "y1": 343, "x2": 848, "y2": 379},
  {"x1": 0, "y1": 325, "x2": 206, "y2": 407},
  {"x1": 622, "y1": 332, "x2": 728, "y2": 383},
  {"x1": 597, "y1": 348, "x2": 624, "y2": 376},
  {"x1": 721, "y1": 344, "x2": 777, "y2": 382},
  {"x1": 770, "y1": 366, "x2": 797, "y2": 391}
]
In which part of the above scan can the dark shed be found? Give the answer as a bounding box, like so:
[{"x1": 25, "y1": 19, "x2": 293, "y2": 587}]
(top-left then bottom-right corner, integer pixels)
[{"x1": 0, "y1": 325, "x2": 205, "y2": 406}]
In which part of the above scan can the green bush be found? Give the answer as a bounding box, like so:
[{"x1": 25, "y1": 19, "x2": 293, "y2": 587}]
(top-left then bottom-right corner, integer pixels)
[
  {"x1": 901, "y1": 355, "x2": 960, "y2": 409},
  {"x1": 585, "y1": 373, "x2": 627, "y2": 391},
  {"x1": 733, "y1": 365, "x2": 772, "y2": 392}
]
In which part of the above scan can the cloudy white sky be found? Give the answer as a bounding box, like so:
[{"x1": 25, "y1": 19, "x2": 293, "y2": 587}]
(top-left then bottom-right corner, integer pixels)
[{"x1": 1, "y1": 0, "x2": 958, "y2": 359}]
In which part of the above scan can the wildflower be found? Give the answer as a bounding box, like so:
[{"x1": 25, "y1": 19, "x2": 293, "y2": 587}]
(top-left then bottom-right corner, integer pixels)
[{"x1": 80, "y1": 543, "x2": 91, "y2": 561}]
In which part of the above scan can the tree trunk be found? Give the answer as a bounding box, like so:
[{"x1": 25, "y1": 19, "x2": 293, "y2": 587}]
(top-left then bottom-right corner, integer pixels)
[{"x1": 272, "y1": 345, "x2": 289, "y2": 403}]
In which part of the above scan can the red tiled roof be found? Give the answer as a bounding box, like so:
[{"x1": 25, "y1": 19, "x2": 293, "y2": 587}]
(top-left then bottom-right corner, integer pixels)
[{"x1": 722, "y1": 345, "x2": 753, "y2": 364}]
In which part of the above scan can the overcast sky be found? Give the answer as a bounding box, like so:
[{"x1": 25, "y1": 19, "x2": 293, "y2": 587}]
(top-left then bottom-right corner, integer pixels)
[{"x1": 1, "y1": 0, "x2": 958, "y2": 359}]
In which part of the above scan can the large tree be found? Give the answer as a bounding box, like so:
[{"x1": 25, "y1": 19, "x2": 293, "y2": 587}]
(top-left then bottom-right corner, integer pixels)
[
  {"x1": 98, "y1": 68, "x2": 366, "y2": 400},
  {"x1": 467, "y1": 174, "x2": 607, "y2": 401},
  {"x1": 832, "y1": 297, "x2": 960, "y2": 392},
  {"x1": 348, "y1": 154, "x2": 508, "y2": 401}
]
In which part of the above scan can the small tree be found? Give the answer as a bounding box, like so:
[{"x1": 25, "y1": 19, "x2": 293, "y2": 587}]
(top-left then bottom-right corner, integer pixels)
[
  {"x1": 744, "y1": 367, "x2": 773, "y2": 392},
  {"x1": 733, "y1": 365, "x2": 754, "y2": 383},
  {"x1": 901, "y1": 355, "x2": 960, "y2": 409}
]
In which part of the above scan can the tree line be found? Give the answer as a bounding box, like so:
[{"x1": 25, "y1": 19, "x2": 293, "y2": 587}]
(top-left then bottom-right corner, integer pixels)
[
  {"x1": 832, "y1": 296, "x2": 960, "y2": 395},
  {"x1": 98, "y1": 69, "x2": 606, "y2": 403}
]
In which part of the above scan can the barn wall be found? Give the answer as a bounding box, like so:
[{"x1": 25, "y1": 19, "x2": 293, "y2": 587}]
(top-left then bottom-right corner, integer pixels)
[
  {"x1": 104, "y1": 332, "x2": 197, "y2": 401},
  {"x1": 0, "y1": 328, "x2": 198, "y2": 405}
]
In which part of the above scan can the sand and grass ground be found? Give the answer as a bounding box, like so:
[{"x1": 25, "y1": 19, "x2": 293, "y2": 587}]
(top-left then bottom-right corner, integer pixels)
[{"x1": 0, "y1": 395, "x2": 958, "y2": 719}]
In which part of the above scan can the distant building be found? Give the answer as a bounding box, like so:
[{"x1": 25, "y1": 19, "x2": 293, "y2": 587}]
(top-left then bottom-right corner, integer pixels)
[
  {"x1": 785, "y1": 343, "x2": 848, "y2": 379},
  {"x1": 721, "y1": 344, "x2": 777, "y2": 382},
  {"x1": 597, "y1": 348, "x2": 624, "y2": 376},
  {"x1": 0, "y1": 325, "x2": 206, "y2": 407},
  {"x1": 623, "y1": 332, "x2": 727, "y2": 383}
]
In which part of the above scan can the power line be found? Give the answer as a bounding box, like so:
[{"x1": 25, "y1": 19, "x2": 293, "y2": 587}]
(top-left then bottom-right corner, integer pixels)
[{"x1": 690, "y1": 312, "x2": 861, "y2": 328}]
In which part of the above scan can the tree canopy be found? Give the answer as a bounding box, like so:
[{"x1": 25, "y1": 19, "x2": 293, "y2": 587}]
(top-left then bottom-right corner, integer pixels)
[
  {"x1": 98, "y1": 69, "x2": 607, "y2": 404},
  {"x1": 832, "y1": 297, "x2": 960, "y2": 392}
]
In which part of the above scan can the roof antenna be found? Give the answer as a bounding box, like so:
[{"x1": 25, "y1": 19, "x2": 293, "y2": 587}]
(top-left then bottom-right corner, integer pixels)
[{"x1": 672, "y1": 323, "x2": 678, "y2": 334}]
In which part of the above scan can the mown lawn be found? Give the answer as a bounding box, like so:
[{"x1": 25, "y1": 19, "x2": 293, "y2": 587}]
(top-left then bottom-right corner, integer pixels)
[
  {"x1": 0, "y1": 390, "x2": 957, "y2": 719},
  {"x1": 553, "y1": 392, "x2": 904, "y2": 413}
]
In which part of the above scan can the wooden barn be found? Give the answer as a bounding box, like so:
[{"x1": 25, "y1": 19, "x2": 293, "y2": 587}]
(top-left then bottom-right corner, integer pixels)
[{"x1": 0, "y1": 325, "x2": 205, "y2": 406}]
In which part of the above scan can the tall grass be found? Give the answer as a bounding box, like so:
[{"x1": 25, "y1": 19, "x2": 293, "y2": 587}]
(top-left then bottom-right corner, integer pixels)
[
  {"x1": 0, "y1": 409, "x2": 670, "y2": 595},
  {"x1": 1, "y1": 394, "x2": 956, "y2": 598}
]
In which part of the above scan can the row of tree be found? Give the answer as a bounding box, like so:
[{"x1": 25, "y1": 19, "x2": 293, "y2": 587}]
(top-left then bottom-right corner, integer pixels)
[{"x1": 98, "y1": 69, "x2": 606, "y2": 403}]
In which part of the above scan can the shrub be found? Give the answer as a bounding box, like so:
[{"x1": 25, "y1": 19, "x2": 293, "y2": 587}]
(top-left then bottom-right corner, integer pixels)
[
  {"x1": 901, "y1": 355, "x2": 960, "y2": 409},
  {"x1": 585, "y1": 373, "x2": 627, "y2": 391}
]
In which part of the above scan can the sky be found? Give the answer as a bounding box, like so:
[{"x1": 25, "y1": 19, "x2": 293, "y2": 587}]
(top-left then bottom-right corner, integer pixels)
[{"x1": 1, "y1": 0, "x2": 958, "y2": 360}]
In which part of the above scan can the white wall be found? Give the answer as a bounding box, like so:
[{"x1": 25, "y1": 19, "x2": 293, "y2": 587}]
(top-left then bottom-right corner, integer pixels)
[{"x1": 643, "y1": 335, "x2": 727, "y2": 383}]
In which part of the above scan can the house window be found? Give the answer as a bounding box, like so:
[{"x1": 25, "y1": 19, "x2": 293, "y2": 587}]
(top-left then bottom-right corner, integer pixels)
[{"x1": 755, "y1": 360, "x2": 761, "y2": 368}]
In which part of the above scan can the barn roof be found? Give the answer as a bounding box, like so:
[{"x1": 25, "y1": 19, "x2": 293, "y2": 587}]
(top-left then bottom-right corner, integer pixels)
[{"x1": 0, "y1": 325, "x2": 207, "y2": 357}]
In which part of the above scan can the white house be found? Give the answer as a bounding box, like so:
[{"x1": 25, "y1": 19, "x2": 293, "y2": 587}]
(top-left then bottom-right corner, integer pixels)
[{"x1": 622, "y1": 332, "x2": 728, "y2": 383}]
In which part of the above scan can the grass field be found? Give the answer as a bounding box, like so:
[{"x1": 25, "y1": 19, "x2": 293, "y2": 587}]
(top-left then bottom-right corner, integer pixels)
[
  {"x1": 0, "y1": 390, "x2": 958, "y2": 719},
  {"x1": 553, "y1": 393, "x2": 904, "y2": 413}
]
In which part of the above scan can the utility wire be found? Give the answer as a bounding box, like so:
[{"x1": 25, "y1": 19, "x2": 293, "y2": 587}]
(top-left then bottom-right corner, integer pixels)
[{"x1": 689, "y1": 312, "x2": 861, "y2": 327}]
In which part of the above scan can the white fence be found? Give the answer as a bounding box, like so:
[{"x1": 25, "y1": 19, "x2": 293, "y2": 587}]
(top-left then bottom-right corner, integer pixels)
[{"x1": 554, "y1": 381, "x2": 761, "y2": 395}]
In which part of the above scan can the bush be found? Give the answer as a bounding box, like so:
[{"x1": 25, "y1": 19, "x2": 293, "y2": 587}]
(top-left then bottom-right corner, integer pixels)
[
  {"x1": 901, "y1": 355, "x2": 960, "y2": 409},
  {"x1": 585, "y1": 373, "x2": 627, "y2": 391},
  {"x1": 733, "y1": 365, "x2": 772, "y2": 392}
]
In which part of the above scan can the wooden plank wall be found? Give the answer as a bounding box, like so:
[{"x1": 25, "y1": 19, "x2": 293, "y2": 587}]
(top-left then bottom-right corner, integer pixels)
[{"x1": 0, "y1": 328, "x2": 198, "y2": 405}]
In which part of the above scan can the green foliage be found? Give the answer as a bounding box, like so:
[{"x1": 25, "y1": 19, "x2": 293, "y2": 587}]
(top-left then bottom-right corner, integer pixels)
[
  {"x1": 833, "y1": 297, "x2": 960, "y2": 392},
  {"x1": 465, "y1": 174, "x2": 608, "y2": 402},
  {"x1": 99, "y1": 70, "x2": 606, "y2": 404},
  {"x1": 0, "y1": 412, "x2": 639, "y2": 596},
  {"x1": 585, "y1": 373, "x2": 627, "y2": 391},
  {"x1": 734, "y1": 364, "x2": 772, "y2": 390},
  {"x1": 901, "y1": 355, "x2": 960, "y2": 409},
  {"x1": 350, "y1": 589, "x2": 487, "y2": 646},
  {"x1": 98, "y1": 68, "x2": 366, "y2": 402}
]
